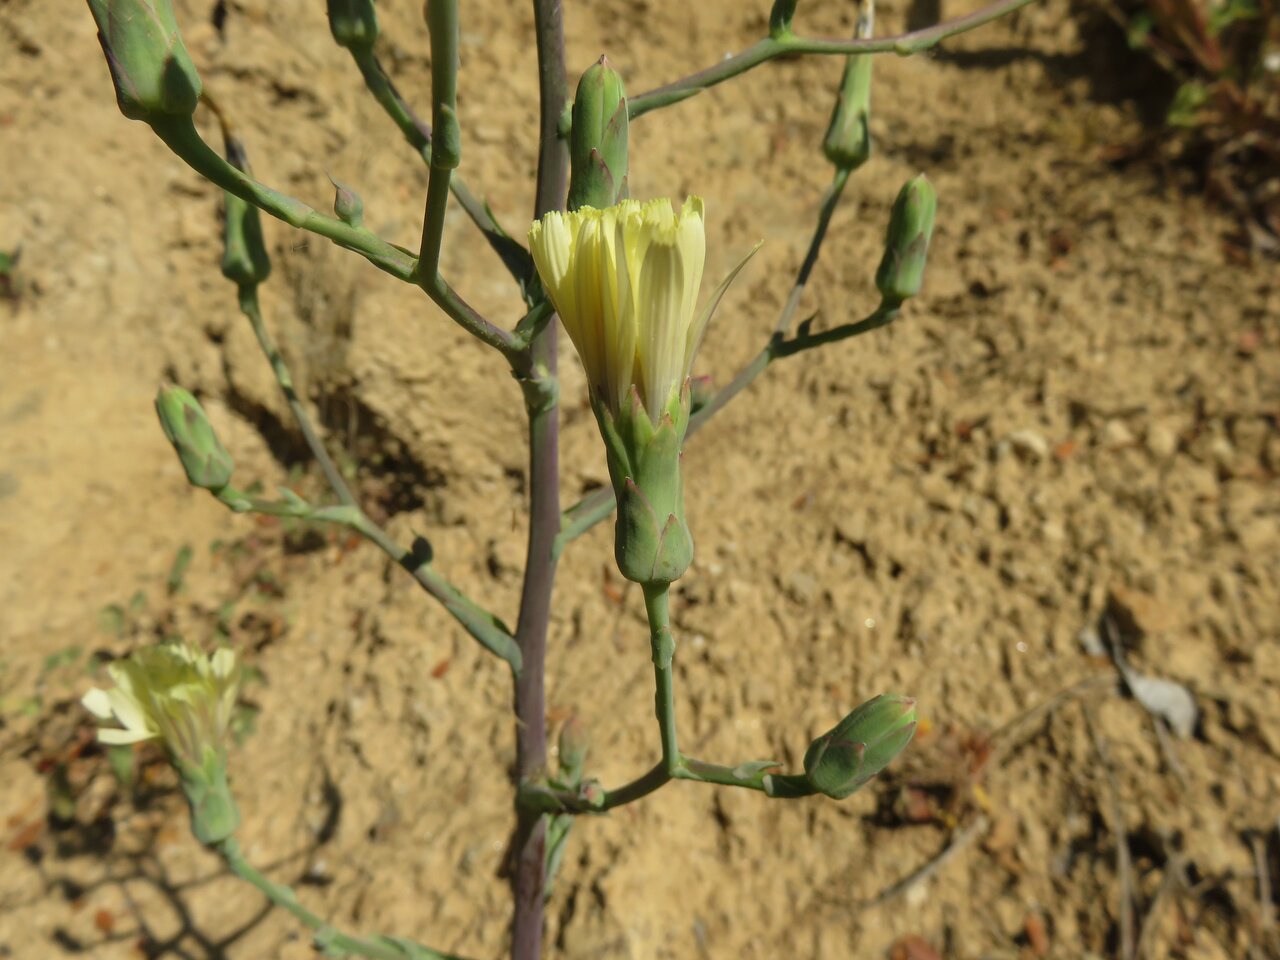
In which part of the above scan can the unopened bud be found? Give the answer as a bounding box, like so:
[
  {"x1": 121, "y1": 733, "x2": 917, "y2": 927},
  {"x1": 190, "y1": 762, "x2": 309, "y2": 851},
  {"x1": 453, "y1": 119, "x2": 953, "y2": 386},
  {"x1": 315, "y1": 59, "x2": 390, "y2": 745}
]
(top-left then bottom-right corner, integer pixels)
[
  {"x1": 330, "y1": 176, "x2": 365, "y2": 227},
  {"x1": 823, "y1": 7, "x2": 874, "y2": 171},
  {"x1": 823, "y1": 55, "x2": 872, "y2": 170},
  {"x1": 326, "y1": 0, "x2": 379, "y2": 50},
  {"x1": 875, "y1": 175, "x2": 936, "y2": 304},
  {"x1": 221, "y1": 138, "x2": 271, "y2": 286},
  {"x1": 769, "y1": 0, "x2": 798, "y2": 37},
  {"x1": 155, "y1": 385, "x2": 234, "y2": 491},
  {"x1": 803, "y1": 694, "x2": 916, "y2": 799},
  {"x1": 86, "y1": 0, "x2": 202, "y2": 122},
  {"x1": 567, "y1": 56, "x2": 629, "y2": 211}
]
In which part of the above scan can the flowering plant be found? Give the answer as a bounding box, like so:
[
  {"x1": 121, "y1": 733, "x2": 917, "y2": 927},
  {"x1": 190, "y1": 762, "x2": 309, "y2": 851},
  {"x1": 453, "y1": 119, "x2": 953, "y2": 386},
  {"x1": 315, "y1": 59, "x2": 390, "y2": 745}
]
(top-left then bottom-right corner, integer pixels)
[{"x1": 79, "y1": 0, "x2": 1027, "y2": 956}]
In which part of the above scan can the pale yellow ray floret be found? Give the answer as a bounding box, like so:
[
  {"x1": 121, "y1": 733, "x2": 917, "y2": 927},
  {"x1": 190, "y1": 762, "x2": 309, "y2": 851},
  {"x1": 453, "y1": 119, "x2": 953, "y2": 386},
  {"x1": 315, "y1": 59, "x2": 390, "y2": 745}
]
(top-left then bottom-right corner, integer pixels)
[
  {"x1": 82, "y1": 641, "x2": 242, "y2": 765},
  {"x1": 529, "y1": 197, "x2": 757, "y2": 422}
]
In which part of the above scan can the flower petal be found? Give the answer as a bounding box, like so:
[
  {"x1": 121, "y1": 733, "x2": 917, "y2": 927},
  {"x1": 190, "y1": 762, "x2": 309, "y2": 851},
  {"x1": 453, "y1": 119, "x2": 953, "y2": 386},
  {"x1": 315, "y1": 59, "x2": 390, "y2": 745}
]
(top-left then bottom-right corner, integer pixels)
[
  {"x1": 97, "y1": 727, "x2": 156, "y2": 745},
  {"x1": 81, "y1": 687, "x2": 115, "y2": 719}
]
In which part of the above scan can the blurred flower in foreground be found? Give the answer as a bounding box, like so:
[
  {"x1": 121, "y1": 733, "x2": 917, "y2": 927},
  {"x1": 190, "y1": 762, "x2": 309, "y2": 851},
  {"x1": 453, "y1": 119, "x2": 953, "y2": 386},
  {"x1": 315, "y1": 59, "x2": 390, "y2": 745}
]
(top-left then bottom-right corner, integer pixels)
[
  {"x1": 529, "y1": 198, "x2": 757, "y2": 584},
  {"x1": 83, "y1": 641, "x2": 242, "y2": 843}
]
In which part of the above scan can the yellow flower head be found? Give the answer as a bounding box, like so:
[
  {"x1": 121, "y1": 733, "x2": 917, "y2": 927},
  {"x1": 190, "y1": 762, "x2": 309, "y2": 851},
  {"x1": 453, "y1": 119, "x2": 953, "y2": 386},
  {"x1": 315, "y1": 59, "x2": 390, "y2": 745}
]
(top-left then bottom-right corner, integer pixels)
[
  {"x1": 529, "y1": 197, "x2": 756, "y2": 421},
  {"x1": 82, "y1": 641, "x2": 242, "y2": 765}
]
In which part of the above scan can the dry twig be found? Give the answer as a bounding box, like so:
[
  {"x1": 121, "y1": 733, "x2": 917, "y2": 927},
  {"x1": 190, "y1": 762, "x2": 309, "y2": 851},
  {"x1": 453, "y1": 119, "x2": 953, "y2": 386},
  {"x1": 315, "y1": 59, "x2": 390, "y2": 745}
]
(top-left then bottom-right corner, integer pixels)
[{"x1": 1084, "y1": 710, "x2": 1136, "y2": 960}]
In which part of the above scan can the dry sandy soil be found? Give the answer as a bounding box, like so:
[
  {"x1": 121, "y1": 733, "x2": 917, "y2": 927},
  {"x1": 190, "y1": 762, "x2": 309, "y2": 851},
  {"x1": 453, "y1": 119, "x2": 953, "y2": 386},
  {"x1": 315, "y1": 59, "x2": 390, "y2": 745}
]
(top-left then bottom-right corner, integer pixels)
[{"x1": 1, "y1": 0, "x2": 1278, "y2": 958}]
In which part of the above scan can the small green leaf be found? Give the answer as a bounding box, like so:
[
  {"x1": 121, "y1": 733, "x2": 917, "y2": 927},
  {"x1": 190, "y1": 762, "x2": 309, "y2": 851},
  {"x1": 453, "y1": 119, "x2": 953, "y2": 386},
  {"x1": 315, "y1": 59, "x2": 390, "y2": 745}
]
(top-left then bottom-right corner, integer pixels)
[
  {"x1": 47, "y1": 765, "x2": 76, "y2": 821},
  {"x1": 42, "y1": 646, "x2": 83, "y2": 675},
  {"x1": 167, "y1": 544, "x2": 193, "y2": 595},
  {"x1": 1126, "y1": 11, "x2": 1154, "y2": 49},
  {"x1": 108, "y1": 744, "x2": 137, "y2": 790},
  {"x1": 1208, "y1": 0, "x2": 1260, "y2": 36},
  {"x1": 1167, "y1": 81, "x2": 1209, "y2": 127},
  {"x1": 230, "y1": 703, "x2": 260, "y2": 745},
  {"x1": 98, "y1": 604, "x2": 127, "y2": 636}
]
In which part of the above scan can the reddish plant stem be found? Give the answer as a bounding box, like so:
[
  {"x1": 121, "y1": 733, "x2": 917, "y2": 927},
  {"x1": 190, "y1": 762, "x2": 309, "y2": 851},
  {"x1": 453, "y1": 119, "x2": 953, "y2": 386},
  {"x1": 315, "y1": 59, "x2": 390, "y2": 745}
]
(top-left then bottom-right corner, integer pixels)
[{"x1": 510, "y1": 2, "x2": 568, "y2": 959}]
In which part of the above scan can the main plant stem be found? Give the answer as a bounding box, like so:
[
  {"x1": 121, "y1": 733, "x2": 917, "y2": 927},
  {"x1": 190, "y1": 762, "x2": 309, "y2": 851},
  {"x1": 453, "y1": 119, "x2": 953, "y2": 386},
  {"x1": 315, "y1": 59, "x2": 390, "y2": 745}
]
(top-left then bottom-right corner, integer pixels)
[{"x1": 510, "y1": 2, "x2": 568, "y2": 958}]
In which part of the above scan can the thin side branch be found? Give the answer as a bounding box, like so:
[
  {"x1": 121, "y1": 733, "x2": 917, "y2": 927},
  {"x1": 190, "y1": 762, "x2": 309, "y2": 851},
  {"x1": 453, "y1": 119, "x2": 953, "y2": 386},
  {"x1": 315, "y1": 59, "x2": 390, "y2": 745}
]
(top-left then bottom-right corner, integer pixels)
[
  {"x1": 236, "y1": 286, "x2": 357, "y2": 508},
  {"x1": 218, "y1": 839, "x2": 468, "y2": 960},
  {"x1": 345, "y1": 48, "x2": 535, "y2": 287},
  {"x1": 416, "y1": 0, "x2": 461, "y2": 280},
  {"x1": 147, "y1": 116, "x2": 519, "y2": 357},
  {"x1": 212, "y1": 492, "x2": 521, "y2": 673},
  {"x1": 628, "y1": 0, "x2": 1040, "y2": 118}
]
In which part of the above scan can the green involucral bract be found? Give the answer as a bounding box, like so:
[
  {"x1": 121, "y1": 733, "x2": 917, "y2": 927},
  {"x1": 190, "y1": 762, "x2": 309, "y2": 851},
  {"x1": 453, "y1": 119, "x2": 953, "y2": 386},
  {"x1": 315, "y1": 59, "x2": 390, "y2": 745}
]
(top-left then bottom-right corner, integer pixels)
[
  {"x1": 178, "y1": 746, "x2": 242, "y2": 845},
  {"x1": 154, "y1": 384, "x2": 235, "y2": 492},
  {"x1": 594, "y1": 384, "x2": 695, "y2": 586},
  {"x1": 86, "y1": 0, "x2": 202, "y2": 122},
  {"x1": 566, "y1": 56, "x2": 629, "y2": 211},
  {"x1": 875, "y1": 174, "x2": 937, "y2": 304},
  {"x1": 803, "y1": 694, "x2": 917, "y2": 799}
]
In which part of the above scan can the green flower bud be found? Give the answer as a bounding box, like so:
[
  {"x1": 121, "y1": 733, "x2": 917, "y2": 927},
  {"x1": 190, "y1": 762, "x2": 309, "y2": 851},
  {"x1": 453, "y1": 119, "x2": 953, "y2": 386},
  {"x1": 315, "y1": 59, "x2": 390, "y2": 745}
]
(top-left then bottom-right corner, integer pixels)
[
  {"x1": 85, "y1": 0, "x2": 202, "y2": 122},
  {"x1": 155, "y1": 384, "x2": 234, "y2": 491},
  {"x1": 557, "y1": 715, "x2": 590, "y2": 783},
  {"x1": 823, "y1": 6, "x2": 874, "y2": 171},
  {"x1": 822, "y1": 53, "x2": 872, "y2": 171},
  {"x1": 803, "y1": 694, "x2": 916, "y2": 800},
  {"x1": 326, "y1": 0, "x2": 379, "y2": 50},
  {"x1": 769, "y1": 0, "x2": 798, "y2": 38},
  {"x1": 221, "y1": 138, "x2": 271, "y2": 286},
  {"x1": 875, "y1": 175, "x2": 936, "y2": 304},
  {"x1": 567, "y1": 56, "x2": 629, "y2": 212},
  {"x1": 330, "y1": 175, "x2": 365, "y2": 227}
]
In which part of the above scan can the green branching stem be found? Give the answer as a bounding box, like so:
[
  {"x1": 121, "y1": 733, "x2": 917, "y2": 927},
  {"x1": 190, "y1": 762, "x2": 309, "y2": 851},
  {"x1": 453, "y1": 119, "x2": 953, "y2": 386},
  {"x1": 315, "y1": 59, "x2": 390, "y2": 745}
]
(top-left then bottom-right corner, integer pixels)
[
  {"x1": 518, "y1": 586, "x2": 816, "y2": 814},
  {"x1": 345, "y1": 47, "x2": 534, "y2": 287},
  {"x1": 773, "y1": 167, "x2": 850, "y2": 337},
  {"x1": 218, "y1": 838, "x2": 466, "y2": 960},
  {"x1": 212, "y1": 491, "x2": 521, "y2": 673},
  {"x1": 151, "y1": 116, "x2": 414, "y2": 276},
  {"x1": 147, "y1": 116, "x2": 519, "y2": 358},
  {"x1": 627, "y1": 0, "x2": 1040, "y2": 119},
  {"x1": 416, "y1": 0, "x2": 461, "y2": 280},
  {"x1": 350, "y1": 513, "x2": 523, "y2": 673},
  {"x1": 236, "y1": 285, "x2": 356, "y2": 507}
]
